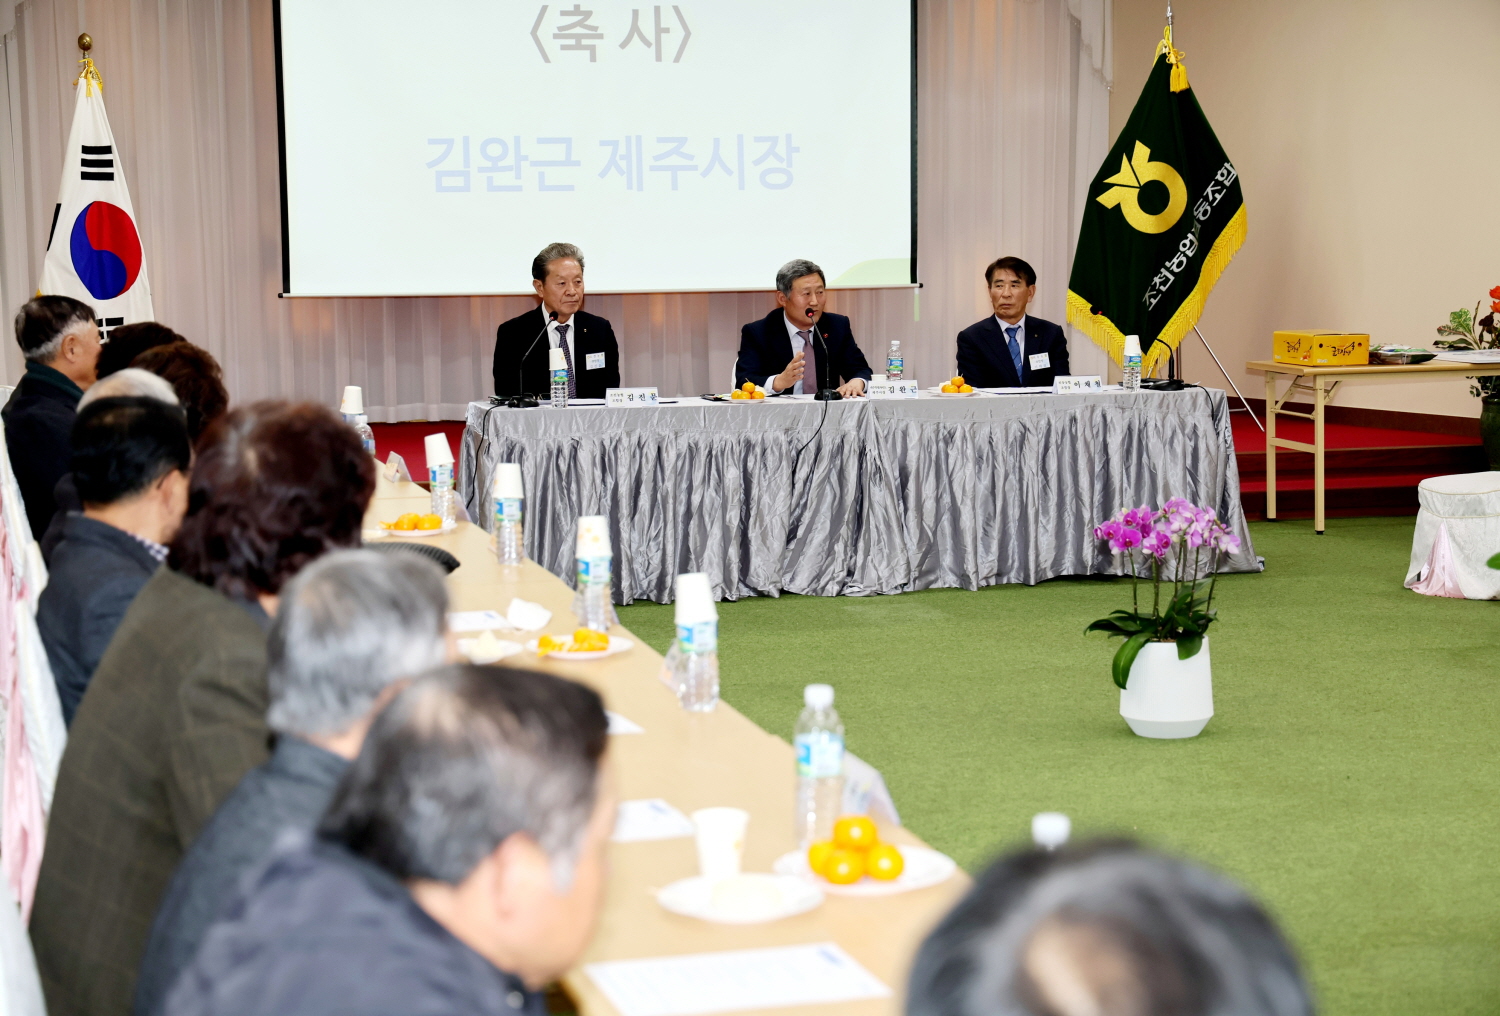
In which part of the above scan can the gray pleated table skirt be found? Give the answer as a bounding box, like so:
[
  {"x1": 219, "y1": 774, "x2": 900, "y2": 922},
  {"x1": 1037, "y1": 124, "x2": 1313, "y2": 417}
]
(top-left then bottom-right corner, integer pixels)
[{"x1": 459, "y1": 389, "x2": 1261, "y2": 603}]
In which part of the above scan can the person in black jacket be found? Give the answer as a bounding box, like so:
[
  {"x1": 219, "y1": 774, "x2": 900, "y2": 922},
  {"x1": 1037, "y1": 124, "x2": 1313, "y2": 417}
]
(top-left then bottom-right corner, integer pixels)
[
  {"x1": 492, "y1": 243, "x2": 620, "y2": 400},
  {"x1": 36, "y1": 396, "x2": 191, "y2": 724},
  {"x1": 164, "y1": 665, "x2": 614, "y2": 1016},
  {"x1": 955, "y1": 256, "x2": 1070, "y2": 389},
  {"x1": 3, "y1": 295, "x2": 103, "y2": 538},
  {"x1": 735, "y1": 259, "x2": 873, "y2": 397}
]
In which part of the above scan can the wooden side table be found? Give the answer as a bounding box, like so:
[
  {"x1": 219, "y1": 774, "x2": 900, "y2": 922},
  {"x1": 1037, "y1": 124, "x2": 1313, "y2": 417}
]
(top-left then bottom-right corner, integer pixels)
[{"x1": 1244, "y1": 360, "x2": 1500, "y2": 533}]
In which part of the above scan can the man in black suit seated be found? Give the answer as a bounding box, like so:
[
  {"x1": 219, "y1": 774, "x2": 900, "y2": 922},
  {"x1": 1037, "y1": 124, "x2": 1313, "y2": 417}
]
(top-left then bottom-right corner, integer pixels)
[
  {"x1": 3, "y1": 295, "x2": 103, "y2": 538},
  {"x1": 491, "y1": 243, "x2": 620, "y2": 401},
  {"x1": 956, "y1": 257, "x2": 1070, "y2": 389},
  {"x1": 736, "y1": 259, "x2": 873, "y2": 398},
  {"x1": 36, "y1": 395, "x2": 191, "y2": 725}
]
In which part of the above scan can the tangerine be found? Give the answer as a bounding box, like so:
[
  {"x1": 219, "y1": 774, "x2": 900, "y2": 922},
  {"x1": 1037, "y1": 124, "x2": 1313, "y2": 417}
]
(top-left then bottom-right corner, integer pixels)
[
  {"x1": 742, "y1": 381, "x2": 756, "y2": 393},
  {"x1": 807, "y1": 840, "x2": 836, "y2": 876},
  {"x1": 952, "y1": 375, "x2": 966, "y2": 386},
  {"x1": 833, "y1": 815, "x2": 879, "y2": 851},
  {"x1": 731, "y1": 390, "x2": 747, "y2": 400},
  {"x1": 417, "y1": 514, "x2": 443, "y2": 530},
  {"x1": 866, "y1": 843, "x2": 905, "y2": 881},
  {"x1": 751, "y1": 390, "x2": 766, "y2": 400},
  {"x1": 823, "y1": 848, "x2": 865, "y2": 885},
  {"x1": 959, "y1": 384, "x2": 974, "y2": 393},
  {"x1": 536, "y1": 635, "x2": 568, "y2": 657},
  {"x1": 940, "y1": 384, "x2": 957, "y2": 394},
  {"x1": 393, "y1": 513, "x2": 420, "y2": 531}
]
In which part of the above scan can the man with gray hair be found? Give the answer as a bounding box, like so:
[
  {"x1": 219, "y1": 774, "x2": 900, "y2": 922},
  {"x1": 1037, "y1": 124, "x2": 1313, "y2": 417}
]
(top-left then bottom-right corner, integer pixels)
[
  {"x1": 735, "y1": 259, "x2": 872, "y2": 398},
  {"x1": 3, "y1": 295, "x2": 104, "y2": 536},
  {"x1": 492, "y1": 242, "x2": 620, "y2": 402},
  {"x1": 163, "y1": 664, "x2": 614, "y2": 1016},
  {"x1": 133, "y1": 549, "x2": 452, "y2": 1016}
]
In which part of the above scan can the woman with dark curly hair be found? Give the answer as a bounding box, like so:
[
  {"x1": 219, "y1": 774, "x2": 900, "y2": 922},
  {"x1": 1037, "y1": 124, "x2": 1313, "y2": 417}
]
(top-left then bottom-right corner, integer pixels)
[{"x1": 29, "y1": 401, "x2": 376, "y2": 1016}]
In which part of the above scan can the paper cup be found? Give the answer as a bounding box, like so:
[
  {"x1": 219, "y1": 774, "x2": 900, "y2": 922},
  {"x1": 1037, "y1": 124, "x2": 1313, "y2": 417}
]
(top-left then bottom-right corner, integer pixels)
[
  {"x1": 577, "y1": 515, "x2": 611, "y2": 556},
  {"x1": 675, "y1": 573, "x2": 717, "y2": 625},
  {"x1": 340, "y1": 385, "x2": 364, "y2": 415},
  {"x1": 424, "y1": 433, "x2": 454, "y2": 468},
  {"x1": 493, "y1": 463, "x2": 524, "y2": 498},
  {"x1": 549, "y1": 347, "x2": 568, "y2": 371},
  {"x1": 1123, "y1": 335, "x2": 1143, "y2": 358},
  {"x1": 691, "y1": 807, "x2": 749, "y2": 880}
]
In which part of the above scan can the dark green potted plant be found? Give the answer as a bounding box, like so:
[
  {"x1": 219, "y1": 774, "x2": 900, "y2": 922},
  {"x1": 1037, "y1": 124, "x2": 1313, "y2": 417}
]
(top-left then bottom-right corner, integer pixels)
[{"x1": 1433, "y1": 286, "x2": 1500, "y2": 468}]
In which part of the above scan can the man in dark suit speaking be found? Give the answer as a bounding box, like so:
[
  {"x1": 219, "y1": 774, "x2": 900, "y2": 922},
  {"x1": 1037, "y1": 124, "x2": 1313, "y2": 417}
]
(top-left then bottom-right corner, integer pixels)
[
  {"x1": 956, "y1": 256, "x2": 1070, "y2": 388},
  {"x1": 735, "y1": 259, "x2": 872, "y2": 398},
  {"x1": 492, "y1": 243, "x2": 620, "y2": 400}
]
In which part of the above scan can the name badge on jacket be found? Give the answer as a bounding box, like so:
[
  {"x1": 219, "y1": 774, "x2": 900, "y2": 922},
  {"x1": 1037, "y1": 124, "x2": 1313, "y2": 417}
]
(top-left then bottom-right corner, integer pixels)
[
  {"x1": 586, "y1": 352, "x2": 606, "y2": 371},
  {"x1": 1029, "y1": 352, "x2": 1051, "y2": 371}
]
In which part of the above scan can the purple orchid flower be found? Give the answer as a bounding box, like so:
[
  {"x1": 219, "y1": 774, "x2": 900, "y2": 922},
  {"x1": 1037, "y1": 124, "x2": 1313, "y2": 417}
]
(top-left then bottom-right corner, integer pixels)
[{"x1": 1141, "y1": 529, "x2": 1171, "y2": 559}]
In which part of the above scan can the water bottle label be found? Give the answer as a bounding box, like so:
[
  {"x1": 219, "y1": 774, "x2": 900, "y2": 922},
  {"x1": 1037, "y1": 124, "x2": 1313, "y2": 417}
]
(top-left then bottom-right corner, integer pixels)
[
  {"x1": 677, "y1": 620, "x2": 717, "y2": 653},
  {"x1": 1124, "y1": 355, "x2": 1142, "y2": 367},
  {"x1": 795, "y1": 731, "x2": 844, "y2": 778},
  {"x1": 577, "y1": 555, "x2": 612, "y2": 585},
  {"x1": 362, "y1": 437, "x2": 376, "y2": 455},
  {"x1": 887, "y1": 356, "x2": 903, "y2": 373},
  {"x1": 428, "y1": 463, "x2": 453, "y2": 486},
  {"x1": 495, "y1": 497, "x2": 523, "y2": 524},
  {"x1": 552, "y1": 368, "x2": 569, "y2": 385}
]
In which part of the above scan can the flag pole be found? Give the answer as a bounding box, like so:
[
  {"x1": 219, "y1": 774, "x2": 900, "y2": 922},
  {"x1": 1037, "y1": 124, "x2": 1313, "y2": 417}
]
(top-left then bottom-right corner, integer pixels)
[{"x1": 1194, "y1": 325, "x2": 1264, "y2": 431}]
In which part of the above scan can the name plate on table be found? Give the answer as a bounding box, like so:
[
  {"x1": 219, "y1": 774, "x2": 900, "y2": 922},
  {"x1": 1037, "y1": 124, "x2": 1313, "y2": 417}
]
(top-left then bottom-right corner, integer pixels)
[
  {"x1": 866, "y1": 379, "x2": 919, "y2": 399},
  {"x1": 604, "y1": 387, "x2": 660, "y2": 407},
  {"x1": 1052, "y1": 375, "x2": 1104, "y2": 394}
]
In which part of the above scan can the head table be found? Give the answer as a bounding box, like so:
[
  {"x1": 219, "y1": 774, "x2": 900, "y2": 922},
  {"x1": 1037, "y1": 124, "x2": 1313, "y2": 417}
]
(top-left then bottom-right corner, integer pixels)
[{"x1": 457, "y1": 388, "x2": 1260, "y2": 604}]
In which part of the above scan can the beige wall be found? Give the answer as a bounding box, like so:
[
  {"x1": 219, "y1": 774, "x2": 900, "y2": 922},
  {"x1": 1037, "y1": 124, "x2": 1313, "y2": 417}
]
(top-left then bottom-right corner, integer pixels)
[{"x1": 1110, "y1": 0, "x2": 1500, "y2": 418}]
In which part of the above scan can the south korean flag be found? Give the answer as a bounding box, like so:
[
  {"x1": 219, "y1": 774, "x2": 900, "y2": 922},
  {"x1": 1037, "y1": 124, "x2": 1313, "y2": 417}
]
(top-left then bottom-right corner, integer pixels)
[{"x1": 38, "y1": 60, "x2": 153, "y2": 339}]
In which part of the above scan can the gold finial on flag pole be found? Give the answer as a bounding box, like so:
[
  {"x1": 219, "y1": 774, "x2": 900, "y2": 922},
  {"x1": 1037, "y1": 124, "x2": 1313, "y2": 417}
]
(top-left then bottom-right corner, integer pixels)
[
  {"x1": 77, "y1": 33, "x2": 92, "y2": 52},
  {"x1": 74, "y1": 32, "x2": 102, "y2": 94}
]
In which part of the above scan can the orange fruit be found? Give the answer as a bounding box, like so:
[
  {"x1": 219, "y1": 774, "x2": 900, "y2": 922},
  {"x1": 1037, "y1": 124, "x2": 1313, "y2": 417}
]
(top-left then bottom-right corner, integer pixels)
[
  {"x1": 940, "y1": 384, "x2": 957, "y2": 394},
  {"x1": 866, "y1": 843, "x2": 905, "y2": 881},
  {"x1": 952, "y1": 375, "x2": 966, "y2": 386},
  {"x1": 742, "y1": 381, "x2": 756, "y2": 393},
  {"x1": 571, "y1": 628, "x2": 609, "y2": 651},
  {"x1": 823, "y1": 848, "x2": 865, "y2": 884},
  {"x1": 833, "y1": 816, "x2": 879, "y2": 851},
  {"x1": 417, "y1": 514, "x2": 443, "y2": 530},
  {"x1": 959, "y1": 384, "x2": 974, "y2": 393},
  {"x1": 731, "y1": 390, "x2": 746, "y2": 400},
  {"x1": 751, "y1": 390, "x2": 766, "y2": 400},
  {"x1": 537, "y1": 635, "x2": 568, "y2": 657},
  {"x1": 807, "y1": 840, "x2": 836, "y2": 876},
  {"x1": 393, "y1": 513, "x2": 419, "y2": 531}
]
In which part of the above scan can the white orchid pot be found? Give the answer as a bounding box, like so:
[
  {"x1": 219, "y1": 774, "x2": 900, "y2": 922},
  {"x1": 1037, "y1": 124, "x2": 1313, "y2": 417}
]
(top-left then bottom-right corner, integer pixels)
[{"x1": 1119, "y1": 638, "x2": 1213, "y2": 739}]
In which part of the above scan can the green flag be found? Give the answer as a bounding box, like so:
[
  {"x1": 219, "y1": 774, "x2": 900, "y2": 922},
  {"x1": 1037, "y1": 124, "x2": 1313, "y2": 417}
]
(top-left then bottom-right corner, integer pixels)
[{"x1": 1067, "y1": 31, "x2": 1246, "y2": 375}]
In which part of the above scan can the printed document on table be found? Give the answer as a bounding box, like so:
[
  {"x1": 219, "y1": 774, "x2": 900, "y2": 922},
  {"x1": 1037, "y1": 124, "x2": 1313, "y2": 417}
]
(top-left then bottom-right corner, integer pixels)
[
  {"x1": 447, "y1": 610, "x2": 512, "y2": 633},
  {"x1": 612, "y1": 799, "x2": 694, "y2": 842},
  {"x1": 585, "y1": 943, "x2": 891, "y2": 1016}
]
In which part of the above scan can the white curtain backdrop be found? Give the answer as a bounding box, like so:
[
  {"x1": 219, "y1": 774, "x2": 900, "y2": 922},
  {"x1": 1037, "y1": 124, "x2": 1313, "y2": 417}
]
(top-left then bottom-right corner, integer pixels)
[{"x1": 0, "y1": 0, "x2": 1110, "y2": 421}]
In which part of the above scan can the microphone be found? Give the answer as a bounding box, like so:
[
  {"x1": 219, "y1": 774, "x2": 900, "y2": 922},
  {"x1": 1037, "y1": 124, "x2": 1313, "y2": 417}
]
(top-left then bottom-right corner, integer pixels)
[
  {"x1": 806, "y1": 307, "x2": 841, "y2": 402},
  {"x1": 506, "y1": 309, "x2": 557, "y2": 409}
]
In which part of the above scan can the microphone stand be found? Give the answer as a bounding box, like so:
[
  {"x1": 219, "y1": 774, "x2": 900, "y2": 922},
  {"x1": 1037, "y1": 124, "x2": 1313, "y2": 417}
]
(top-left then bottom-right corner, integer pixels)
[
  {"x1": 807, "y1": 309, "x2": 841, "y2": 401},
  {"x1": 506, "y1": 309, "x2": 557, "y2": 409}
]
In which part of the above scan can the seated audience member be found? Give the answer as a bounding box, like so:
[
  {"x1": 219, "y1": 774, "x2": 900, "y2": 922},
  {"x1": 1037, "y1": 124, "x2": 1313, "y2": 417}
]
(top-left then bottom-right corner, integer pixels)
[
  {"x1": 96, "y1": 322, "x2": 185, "y2": 379},
  {"x1": 956, "y1": 257, "x2": 1070, "y2": 389},
  {"x1": 29, "y1": 401, "x2": 376, "y2": 1016},
  {"x1": 134, "y1": 549, "x2": 452, "y2": 1016},
  {"x1": 907, "y1": 839, "x2": 1313, "y2": 1016},
  {"x1": 37, "y1": 397, "x2": 192, "y2": 725},
  {"x1": 131, "y1": 341, "x2": 230, "y2": 444},
  {"x1": 736, "y1": 259, "x2": 872, "y2": 397},
  {"x1": 492, "y1": 242, "x2": 620, "y2": 400},
  {"x1": 40, "y1": 368, "x2": 181, "y2": 564},
  {"x1": 164, "y1": 664, "x2": 614, "y2": 1016},
  {"x1": 3, "y1": 295, "x2": 102, "y2": 537}
]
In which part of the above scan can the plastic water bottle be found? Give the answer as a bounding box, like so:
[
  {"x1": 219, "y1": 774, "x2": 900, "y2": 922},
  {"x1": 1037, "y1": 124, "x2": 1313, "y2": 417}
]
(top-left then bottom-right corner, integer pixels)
[
  {"x1": 424, "y1": 433, "x2": 456, "y2": 526},
  {"x1": 550, "y1": 347, "x2": 569, "y2": 410},
  {"x1": 1122, "y1": 334, "x2": 1143, "y2": 391},
  {"x1": 794, "y1": 684, "x2": 845, "y2": 847},
  {"x1": 492, "y1": 464, "x2": 524, "y2": 565},
  {"x1": 673, "y1": 573, "x2": 719, "y2": 712},
  {"x1": 886, "y1": 340, "x2": 904, "y2": 380},
  {"x1": 353, "y1": 414, "x2": 376, "y2": 457},
  {"x1": 575, "y1": 515, "x2": 615, "y2": 632}
]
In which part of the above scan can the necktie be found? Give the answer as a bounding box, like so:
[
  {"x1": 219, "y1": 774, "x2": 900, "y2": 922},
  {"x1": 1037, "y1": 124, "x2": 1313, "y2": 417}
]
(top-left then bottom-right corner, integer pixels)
[
  {"x1": 557, "y1": 323, "x2": 577, "y2": 398},
  {"x1": 1006, "y1": 325, "x2": 1022, "y2": 381},
  {"x1": 796, "y1": 330, "x2": 812, "y2": 394}
]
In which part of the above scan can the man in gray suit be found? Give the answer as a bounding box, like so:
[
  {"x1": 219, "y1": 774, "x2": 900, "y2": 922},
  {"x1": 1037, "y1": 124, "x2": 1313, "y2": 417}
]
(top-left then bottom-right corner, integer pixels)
[{"x1": 133, "y1": 549, "x2": 452, "y2": 1016}]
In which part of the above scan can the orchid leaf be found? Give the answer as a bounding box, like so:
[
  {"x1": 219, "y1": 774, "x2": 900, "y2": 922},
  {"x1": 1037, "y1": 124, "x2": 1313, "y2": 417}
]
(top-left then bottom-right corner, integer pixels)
[
  {"x1": 1489, "y1": 552, "x2": 1500, "y2": 570},
  {"x1": 1177, "y1": 633, "x2": 1203, "y2": 660},
  {"x1": 1112, "y1": 632, "x2": 1153, "y2": 690}
]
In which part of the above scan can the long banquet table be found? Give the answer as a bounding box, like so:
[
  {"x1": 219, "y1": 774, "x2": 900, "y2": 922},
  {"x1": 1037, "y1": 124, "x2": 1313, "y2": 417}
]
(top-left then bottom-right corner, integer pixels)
[
  {"x1": 366, "y1": 477, "x2": 970, "y2": 1016},
  {"x1": 459, "y1": 387, "x2": 1261, "y2": 603}
]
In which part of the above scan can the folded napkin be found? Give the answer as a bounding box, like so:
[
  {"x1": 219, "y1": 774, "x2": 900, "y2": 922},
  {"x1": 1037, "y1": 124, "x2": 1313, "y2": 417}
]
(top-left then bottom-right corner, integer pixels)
[{"x1": 506, "y1": 598, "x2": 551, "y2": 631}]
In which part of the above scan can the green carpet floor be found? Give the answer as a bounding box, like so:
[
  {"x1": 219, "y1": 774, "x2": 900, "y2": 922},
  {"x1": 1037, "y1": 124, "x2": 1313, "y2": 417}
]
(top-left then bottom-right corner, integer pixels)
[{"x1": 617, "y1": 517, "x2": 1500, "y2": 1016}]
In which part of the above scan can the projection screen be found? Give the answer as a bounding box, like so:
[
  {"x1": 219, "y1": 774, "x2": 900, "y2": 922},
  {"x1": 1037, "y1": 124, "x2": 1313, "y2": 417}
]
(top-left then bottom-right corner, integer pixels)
[{"x1": 275, "y1": 0, "x2": 915, "y2": 296}]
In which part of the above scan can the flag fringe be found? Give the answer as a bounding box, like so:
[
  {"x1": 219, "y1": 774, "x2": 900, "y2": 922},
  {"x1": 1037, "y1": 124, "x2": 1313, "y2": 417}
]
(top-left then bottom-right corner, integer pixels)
[{"x1": 1067, "y1": 202, "x2": 1248, "y2": 375}]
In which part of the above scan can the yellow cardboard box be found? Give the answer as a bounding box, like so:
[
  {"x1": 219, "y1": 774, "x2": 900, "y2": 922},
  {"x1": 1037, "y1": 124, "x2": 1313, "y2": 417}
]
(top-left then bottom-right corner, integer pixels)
[{"x1": 1272, "y1": 330, "x2": 1369, "y2": 366}]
